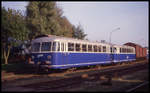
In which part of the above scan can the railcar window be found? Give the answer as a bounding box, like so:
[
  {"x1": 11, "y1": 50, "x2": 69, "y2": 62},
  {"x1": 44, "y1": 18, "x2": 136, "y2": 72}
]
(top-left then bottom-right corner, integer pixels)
[
  {"x1": 110, "y1": 47, "x2": 113, "y2": 53},
  {"x1": 61, "y1": 43, "x2": 64, "y2": 51},
  {"x1": 120, "y1": 48, "x2": 122, "y2": 53},
  {"x1": 103, "y1": 46, "x2": 106, "y2": 52},
  {"x1": 82, "y1": 44, "x2": 87, "y2": 52},
  {"x1": 128, "y1": 49, "x2": 130, "y2": 53},
  {"x1": 88, "y1": 45, "x2": 92, "y2": 52},
  {"x1": 131, "y1": 49, "x2": 133, "y2": 53},
  {"x1": 75, "y1": 43, "x2": 81, "y2": 51},
  {"x1": 41, "y1": 42, "x2": 52, "y2": 51},
  {"x1": 98, "y1": 46, "x2": 101, "y2": 52},
  {"x1": 122, "y1": 48, "x2": 124, "y2": 53},
  {"x1": 31, "y1": 43, "x2": 40, "y2": 52},
  {"x1": 93, "y1": 45, "x2": 98, "y2": 52},
  {"x1": 57, "y1": 42, "x2": 60, "y2": 51},
  {"x1": 52, "y1": 42, "x2": 57, "y2": 51},
  {"x1": 112, "y1": 47, "x2": 114, "y2": 53},
  {"x1": 125, "y1": 48, "x2": 126, "y2": 53},
  {"x1": 68, "y1": 43, "x2": 74, "y2": 51},
  {"x1": 114, "y1": 47, "x2": 117, "y2": 53}
]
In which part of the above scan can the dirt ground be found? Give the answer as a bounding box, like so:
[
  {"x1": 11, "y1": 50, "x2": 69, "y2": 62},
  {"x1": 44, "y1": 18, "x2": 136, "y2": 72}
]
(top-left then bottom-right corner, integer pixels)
[
  {"x1": 66, "y1": 69, "x2": 149, "y2": 92},
  {"x1": 1, "y1": 60, "x2": 149, "y2": 92}
]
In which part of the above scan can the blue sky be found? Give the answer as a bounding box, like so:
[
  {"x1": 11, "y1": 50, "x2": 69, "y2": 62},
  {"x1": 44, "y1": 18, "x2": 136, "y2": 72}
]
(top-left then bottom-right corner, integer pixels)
[{"x1": 2, "y1": 1, "x2": 149, "y2": 47}]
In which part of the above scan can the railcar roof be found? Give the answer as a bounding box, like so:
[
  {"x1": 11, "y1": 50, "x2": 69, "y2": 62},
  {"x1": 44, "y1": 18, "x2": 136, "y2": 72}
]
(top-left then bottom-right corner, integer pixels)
[
  {"x1": 31, "y1": 35, "x2": 110, "y2": 46},
  {"x1": 31, "y1": 35, "x2": 135, "y2": 49}
]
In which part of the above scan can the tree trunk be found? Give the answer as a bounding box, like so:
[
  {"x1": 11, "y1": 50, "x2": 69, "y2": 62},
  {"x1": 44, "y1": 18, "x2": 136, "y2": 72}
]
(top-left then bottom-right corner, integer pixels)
[
  {"x1": 3, "y1": 45, "x2": 11, "y2": 64},
  {"x1": 4, "y1": 58, "x2": 8, "y2": 64}
]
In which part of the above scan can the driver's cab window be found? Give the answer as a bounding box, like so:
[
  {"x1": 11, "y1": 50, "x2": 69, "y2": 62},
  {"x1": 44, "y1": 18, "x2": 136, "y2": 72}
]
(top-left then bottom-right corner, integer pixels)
[
  {"x1": 52, "y1": 42, "x2": 60, "y2": 52},
  {"x1": 52, "y1": 42, "x2": 56, "y2": 51}
]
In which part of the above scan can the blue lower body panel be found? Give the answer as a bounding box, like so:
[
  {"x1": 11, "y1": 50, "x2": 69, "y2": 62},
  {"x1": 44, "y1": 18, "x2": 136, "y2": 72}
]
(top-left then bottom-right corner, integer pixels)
[
  {"x1": 113, "y1": 54, "x2": 136, "y2": 62},
  {"x1": 52, "y1": 53, "x2": 112, "y2": 69},
  {"x1": 31, "y1": 52, "x2": 136, "y2": 69}
]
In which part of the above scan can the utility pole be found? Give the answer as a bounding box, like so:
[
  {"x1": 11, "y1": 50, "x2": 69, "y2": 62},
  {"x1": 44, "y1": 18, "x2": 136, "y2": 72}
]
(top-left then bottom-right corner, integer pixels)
[
  {"x1": 109, "y1": 28, "x2": 120, "y2": 45},
  {"x1": 109, "y1": 27, "x2": 120, "y2": 62}
]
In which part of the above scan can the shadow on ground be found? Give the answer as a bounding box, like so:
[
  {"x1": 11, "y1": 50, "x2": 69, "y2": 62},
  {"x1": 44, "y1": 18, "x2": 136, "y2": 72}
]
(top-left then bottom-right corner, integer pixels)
[{"x1": 2, "y1": 62, "x2": 67, "y2": 75}]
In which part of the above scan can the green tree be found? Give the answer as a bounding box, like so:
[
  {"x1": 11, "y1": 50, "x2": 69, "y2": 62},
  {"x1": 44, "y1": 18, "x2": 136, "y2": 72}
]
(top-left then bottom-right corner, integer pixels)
[
  {"x1": 58, "y1": 16, "x2": 74, "y2": 37},
  {"x1": 26, "y1": 1, "x2": 87, "y2": 40},
  {"x1": 72, "y1": 24, "x2": 87, "y2": 40},
  {"x1": 1, "y1": 7, "x2": 29, "y2": 64},
  {"x1": 26, "y1": 1, "x2": 62, "y2": 39}
]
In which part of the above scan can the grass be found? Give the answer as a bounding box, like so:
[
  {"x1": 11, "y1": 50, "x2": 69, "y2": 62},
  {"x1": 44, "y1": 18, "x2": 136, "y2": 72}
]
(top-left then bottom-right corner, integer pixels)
[
  {"x1": 1, "y1": 62, "x2": 35, "y2": 74},
  {"x1": 2, "y1": 62, "x2": 25, "y2": 71}
]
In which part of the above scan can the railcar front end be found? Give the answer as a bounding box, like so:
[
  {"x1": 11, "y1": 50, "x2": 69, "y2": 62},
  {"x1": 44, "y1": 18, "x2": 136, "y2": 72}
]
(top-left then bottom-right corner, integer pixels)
[{"x1": 29, "y1": 38, "x2": 61, "y2": 69}]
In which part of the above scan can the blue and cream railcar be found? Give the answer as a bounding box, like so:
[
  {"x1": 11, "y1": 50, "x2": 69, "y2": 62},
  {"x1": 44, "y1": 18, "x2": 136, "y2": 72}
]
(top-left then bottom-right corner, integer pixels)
[
  {"x1": 30, "y1": 35, "x2": 113, "y2": 69},
  {"x1": 112, "y1": 45, "x2": 136, "y2": 62}
]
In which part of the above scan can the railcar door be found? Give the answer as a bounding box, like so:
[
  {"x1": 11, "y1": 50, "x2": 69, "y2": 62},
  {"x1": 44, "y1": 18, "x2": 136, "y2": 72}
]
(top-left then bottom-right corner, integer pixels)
[
  {"x1": 113, "y1": 47, "x2": 118, "y2": 62},
  {"x1": 61, "y1": 42, "x2": 68, "y2": 68},
  {"x1": 110, "y1": 47, "x2": 114, "y2": 62}
]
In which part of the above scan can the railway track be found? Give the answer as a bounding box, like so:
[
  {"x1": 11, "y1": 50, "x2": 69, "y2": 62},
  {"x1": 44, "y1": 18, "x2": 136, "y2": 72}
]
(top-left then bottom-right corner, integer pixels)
[
  {"x1": 126, "y1": 81, "x2": 149, "y2": 92},
  {"x1": 22, "y1": 61, "x2": 148, "y2": 91},
  {"x1": 2, "y1": 59, "x2": 147, "y2": 83}
]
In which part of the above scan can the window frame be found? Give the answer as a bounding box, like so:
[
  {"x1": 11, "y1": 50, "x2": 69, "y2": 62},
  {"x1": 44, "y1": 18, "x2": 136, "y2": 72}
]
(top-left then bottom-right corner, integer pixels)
[
  {"x1": 103, "y1": 46, "x2": 106, "y2": 52},
  {"x1": 31, "y1": 42, "x2": 41, "y2": 52},
  {"x1": 93, "y1": 45, "x2": 98, "y2": 52},
  {"x1": 52, "y1": 42, "x2": 57, "y2": 52},
  {"x1": 68, "y1": 42, "x2": 74, "y2": 51},
  {"x1": 75, "y1": 43, "x2": 81, "y2": 52},
  {"x1": 98, "y1": 45, "x2": 101, "y2": 52},
  {"x1": 57, "y1": 42, "x2": 60, "y2": 51},
  {"x1": 61, "y1": 42, "x2": 64, "y2": 52},
  {"x1": 41, "y1": 42, "x2": 52, "y2": 52},
  {"x1": 82, "y1": 44, "x2": 87, "y2": 52}
]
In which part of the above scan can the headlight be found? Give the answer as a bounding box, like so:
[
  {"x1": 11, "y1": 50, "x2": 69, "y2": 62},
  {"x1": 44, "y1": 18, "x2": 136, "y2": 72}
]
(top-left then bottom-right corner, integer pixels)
[
  {"x1": 45, "y1": 61, "x2": 51, "y2": 64},
  {"x1": 32, "y1": 56, "x2": 34, "y2": 59},
  {"x1": 37, "y1": 62, "x2": 41, "y2": 65}
]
